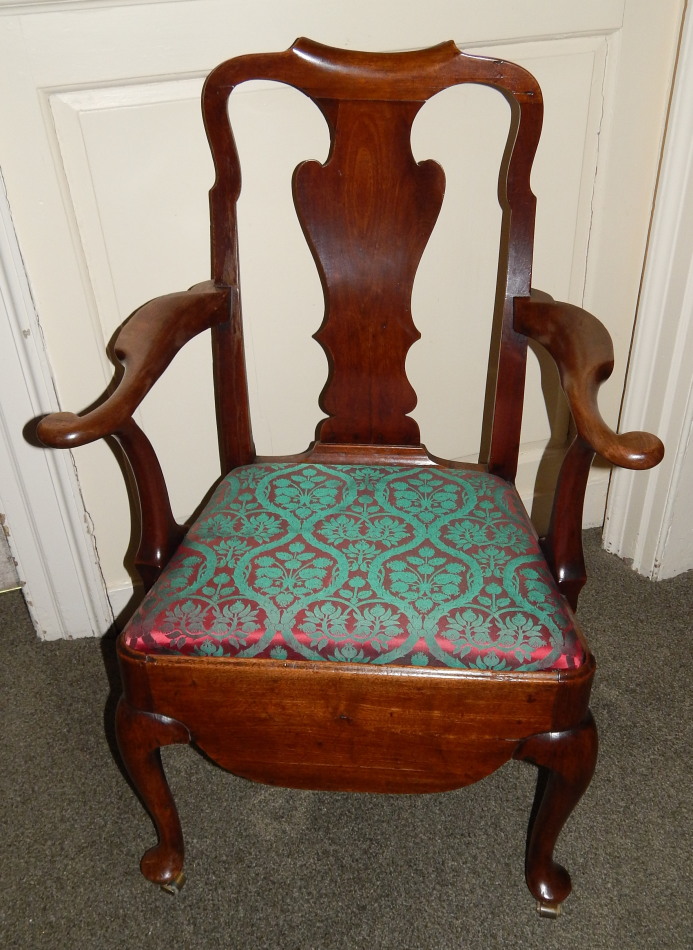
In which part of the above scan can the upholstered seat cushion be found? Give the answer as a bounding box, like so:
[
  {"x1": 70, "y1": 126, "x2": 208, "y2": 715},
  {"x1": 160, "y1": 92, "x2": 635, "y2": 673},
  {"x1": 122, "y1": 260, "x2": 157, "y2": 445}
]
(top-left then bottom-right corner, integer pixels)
[{"x1": 122, "y1": 464, "x2": 585, "y2": 671}]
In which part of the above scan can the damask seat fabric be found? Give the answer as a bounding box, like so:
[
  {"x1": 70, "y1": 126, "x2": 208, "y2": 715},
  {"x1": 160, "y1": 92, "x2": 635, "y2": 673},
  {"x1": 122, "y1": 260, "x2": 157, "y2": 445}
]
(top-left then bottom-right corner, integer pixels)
[{"x1": 122, "y1": 464, "x2": 585, "y2": 672}]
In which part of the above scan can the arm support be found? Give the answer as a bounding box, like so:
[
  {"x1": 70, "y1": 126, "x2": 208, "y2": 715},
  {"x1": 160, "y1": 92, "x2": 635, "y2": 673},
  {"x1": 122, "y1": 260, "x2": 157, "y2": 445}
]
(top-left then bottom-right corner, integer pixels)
[
  {"x1": 514, "y1": 297, "x2": 663, "y2": 608},
  {"x1": 36, "y1": 282, "x2": 232, "y2": 589},
  {"x1": 37, "y1": 282, "x2": 230, "y2": 449}
]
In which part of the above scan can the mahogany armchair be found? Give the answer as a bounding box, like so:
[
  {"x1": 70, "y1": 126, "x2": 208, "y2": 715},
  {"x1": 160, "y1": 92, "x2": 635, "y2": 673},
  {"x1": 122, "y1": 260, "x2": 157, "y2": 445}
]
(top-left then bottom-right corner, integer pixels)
[{"x1": 37, "y1": 40, "x2": 663, "y2": 916}]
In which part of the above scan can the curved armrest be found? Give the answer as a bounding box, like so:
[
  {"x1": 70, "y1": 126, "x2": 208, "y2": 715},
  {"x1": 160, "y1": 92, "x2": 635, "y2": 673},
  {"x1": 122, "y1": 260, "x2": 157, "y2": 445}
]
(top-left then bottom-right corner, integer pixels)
[
  {"x1": 514, "y1": 298, "x2": 663, "y2": 470},
  {"x1": 37, "y1": 281, "x2": 231, "y2": 448}
]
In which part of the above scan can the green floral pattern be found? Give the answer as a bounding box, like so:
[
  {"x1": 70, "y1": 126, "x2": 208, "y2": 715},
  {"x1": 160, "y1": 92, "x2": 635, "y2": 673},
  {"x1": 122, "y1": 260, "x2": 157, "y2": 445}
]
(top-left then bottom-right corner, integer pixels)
[{"x1": 123, "y1": 464, "x2": 584, "y2": 671}]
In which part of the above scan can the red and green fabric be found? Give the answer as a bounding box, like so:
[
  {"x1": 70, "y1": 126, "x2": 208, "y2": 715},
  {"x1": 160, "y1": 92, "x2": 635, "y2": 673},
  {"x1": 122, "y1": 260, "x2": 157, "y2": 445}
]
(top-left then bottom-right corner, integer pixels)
[{"x1": 123, "y1": 464, "x2": 585, "y2": 672}]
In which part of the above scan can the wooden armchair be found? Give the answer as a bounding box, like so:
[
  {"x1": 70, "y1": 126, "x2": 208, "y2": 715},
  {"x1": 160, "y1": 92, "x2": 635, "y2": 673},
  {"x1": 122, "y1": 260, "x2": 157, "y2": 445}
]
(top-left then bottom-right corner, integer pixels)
[{"x1": 37, "y1": 39, "x2": 663, "y2": 917}]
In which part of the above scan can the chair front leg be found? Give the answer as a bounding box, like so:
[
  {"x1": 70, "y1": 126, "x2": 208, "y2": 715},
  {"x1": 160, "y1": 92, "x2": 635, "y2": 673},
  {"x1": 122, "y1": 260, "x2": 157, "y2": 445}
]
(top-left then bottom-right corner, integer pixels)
[
  {"x1": 513, "y1": 712, "x2": 598, "y2": 917},
  {"x1": 115, "y1": 698, "x2": 190, "y2": 891}
]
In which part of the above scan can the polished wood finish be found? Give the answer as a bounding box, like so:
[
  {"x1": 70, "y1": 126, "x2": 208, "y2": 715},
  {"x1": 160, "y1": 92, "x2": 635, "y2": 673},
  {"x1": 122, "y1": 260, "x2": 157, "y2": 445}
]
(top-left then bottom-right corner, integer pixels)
[
  {"x1": 119, "y1": 647, "x2": 594, "y2": 794},
  {"x1": 203, "y1": 37, "x2": 543, "y2": 479},
  {"x1": 297, "y1": 97, "x2": 440, "y2": 446},
  {"x1": 115, "y1": 700, "x2": 189, "y2": 887},
  {"x1": 37, "y1": 280, "x2": 230, "y2": 590},
  {"x1": 514, "y1": 712, "x2": 598, "y2": 908},
  {"x1": 36, "y1": 39, "x2": 663, "y2": 913},
  {"x1": 514, "y1": 297, "x2": 664, "y2": 606}
]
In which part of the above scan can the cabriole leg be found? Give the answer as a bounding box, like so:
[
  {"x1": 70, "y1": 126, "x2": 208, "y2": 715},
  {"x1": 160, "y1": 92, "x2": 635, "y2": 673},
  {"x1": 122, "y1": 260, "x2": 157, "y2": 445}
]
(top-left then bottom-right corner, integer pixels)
[
  {"x1": 513, "y1": 712, "x2": 598, "y2": 917},
  {"x1": 115, "y1": 698, "x2": 190, "y2": 890}
]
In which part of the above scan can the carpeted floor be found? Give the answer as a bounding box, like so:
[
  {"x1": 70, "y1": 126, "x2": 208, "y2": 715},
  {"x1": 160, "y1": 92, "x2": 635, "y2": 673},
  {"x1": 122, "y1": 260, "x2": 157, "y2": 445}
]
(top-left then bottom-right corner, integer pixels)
[{"x1": 1, "y1": 530, "x2": 691, "y2": 949}]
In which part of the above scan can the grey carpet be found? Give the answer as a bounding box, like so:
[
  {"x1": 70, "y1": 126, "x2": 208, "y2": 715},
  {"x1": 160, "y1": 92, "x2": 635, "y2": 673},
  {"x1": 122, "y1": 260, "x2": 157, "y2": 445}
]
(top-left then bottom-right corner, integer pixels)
[{"x1": 1, "y1": 530, "x2": 691, "y2": 949}]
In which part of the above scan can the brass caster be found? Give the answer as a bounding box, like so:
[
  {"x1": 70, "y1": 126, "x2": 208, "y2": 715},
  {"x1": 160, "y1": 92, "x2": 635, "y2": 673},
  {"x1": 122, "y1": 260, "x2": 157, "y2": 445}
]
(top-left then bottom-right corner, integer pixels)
[
  {"x1": 160, "y1": 871, "x2": 186, "y2": 895},
  {"x1": 536, "y1": 900, "x2": 562, "y2": 919}
]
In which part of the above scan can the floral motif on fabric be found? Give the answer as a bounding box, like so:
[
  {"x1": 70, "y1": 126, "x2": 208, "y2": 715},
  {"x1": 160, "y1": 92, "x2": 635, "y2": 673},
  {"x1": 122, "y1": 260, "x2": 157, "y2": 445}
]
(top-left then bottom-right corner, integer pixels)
[{"x1": 123, "y1": 464, "x2": 584, "y2": 671}]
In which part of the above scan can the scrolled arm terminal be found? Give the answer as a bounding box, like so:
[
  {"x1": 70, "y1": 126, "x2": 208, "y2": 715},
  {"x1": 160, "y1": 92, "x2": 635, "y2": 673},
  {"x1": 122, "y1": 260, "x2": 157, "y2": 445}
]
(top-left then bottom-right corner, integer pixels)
[{"x1": 514, "y1": 297, "x2": 663, "y2": 470}]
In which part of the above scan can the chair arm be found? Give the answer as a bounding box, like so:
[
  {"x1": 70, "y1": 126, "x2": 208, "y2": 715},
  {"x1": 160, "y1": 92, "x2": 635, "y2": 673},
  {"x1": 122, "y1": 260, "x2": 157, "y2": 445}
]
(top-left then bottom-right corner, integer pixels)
[
  {"x1": 514, "y1": 296, "x2": 663, "y2": 611},
  {"x1": 36, "y1": 281, "x2": 232, "y2": 589},
  {"x1": 513, "y1": 297, "x2": 663, "y2": 470},
  {"x1": 37, "y1": 281, "x2": 231, "y2": 448}
]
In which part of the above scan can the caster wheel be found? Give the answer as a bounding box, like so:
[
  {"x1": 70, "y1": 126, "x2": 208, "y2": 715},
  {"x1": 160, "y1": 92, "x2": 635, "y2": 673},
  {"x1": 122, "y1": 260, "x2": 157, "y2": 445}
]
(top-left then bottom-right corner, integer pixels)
[
  {"x1": 536, "y1": 900, "x2": 562, "y2": 919},
  {"x1": 160, "y1": 871, "x2": 186, "y2": 895}
]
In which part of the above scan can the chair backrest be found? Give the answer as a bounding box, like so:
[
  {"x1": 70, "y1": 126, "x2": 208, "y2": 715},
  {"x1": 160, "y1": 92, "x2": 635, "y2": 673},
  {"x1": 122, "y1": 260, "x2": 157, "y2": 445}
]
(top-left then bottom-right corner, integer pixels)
[{"x1": 202, "y1": 38, "x2": 543, "y2": 481}]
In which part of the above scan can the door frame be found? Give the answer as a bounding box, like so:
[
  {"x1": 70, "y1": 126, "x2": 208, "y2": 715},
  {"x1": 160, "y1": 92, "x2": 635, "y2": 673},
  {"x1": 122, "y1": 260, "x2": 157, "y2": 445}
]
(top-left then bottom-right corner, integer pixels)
[
  {"x1": 0, "y1": 173, "x2": 112, "y2": 639},
  {"x1": 603, "y1": 1, "x2": 693, "y2": 579}
]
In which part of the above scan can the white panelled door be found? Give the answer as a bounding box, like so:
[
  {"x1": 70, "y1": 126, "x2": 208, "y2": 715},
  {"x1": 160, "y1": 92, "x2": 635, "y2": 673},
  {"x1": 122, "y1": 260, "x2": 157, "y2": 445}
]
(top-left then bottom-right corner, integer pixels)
[{"x1": 0, "y1": 0, "x2": 684, "y2": 637}]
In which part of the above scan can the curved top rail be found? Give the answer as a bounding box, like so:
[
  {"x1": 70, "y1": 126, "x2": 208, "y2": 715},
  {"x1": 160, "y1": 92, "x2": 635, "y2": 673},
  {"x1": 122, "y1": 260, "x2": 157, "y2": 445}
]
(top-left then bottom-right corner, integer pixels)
[{"x1": 203, "y1": 37, "x2": 542, "y2": 104}]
